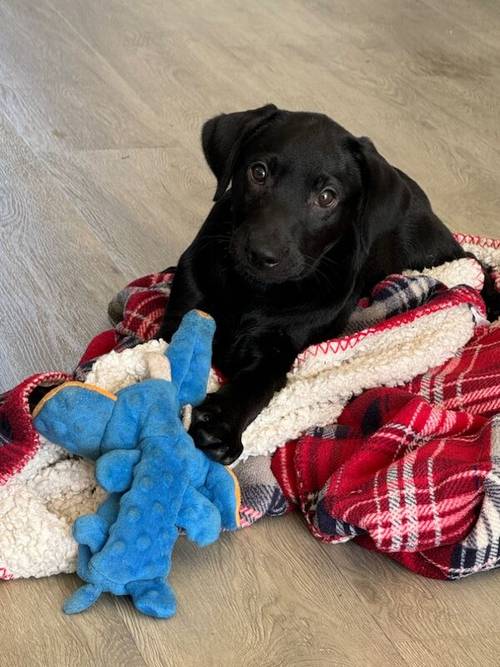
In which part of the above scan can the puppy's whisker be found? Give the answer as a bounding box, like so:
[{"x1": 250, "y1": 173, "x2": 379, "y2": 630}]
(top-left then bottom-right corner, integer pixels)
[
  {"x1": 320, "y1": 255, "x2": 342, "y2": 270},
  {"x1": 193, "y1": 235, "x2": 232, "y2": 255},
  {"x1": 303, "y1": 256, "x2": 335, "y2": 291},
  {"x1": 315, "y1": 271, "x2": 335, "y2": 292}
]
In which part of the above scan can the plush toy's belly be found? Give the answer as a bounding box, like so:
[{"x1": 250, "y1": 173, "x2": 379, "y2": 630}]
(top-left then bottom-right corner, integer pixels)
[{"x1": 90, "y1": 440, "x2": 189, "y2": 585}]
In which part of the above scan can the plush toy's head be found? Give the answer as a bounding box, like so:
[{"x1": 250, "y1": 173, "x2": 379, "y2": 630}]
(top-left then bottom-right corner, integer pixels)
[{"x1": 33, "y1": 310, "x2": 216, "y2": 458}]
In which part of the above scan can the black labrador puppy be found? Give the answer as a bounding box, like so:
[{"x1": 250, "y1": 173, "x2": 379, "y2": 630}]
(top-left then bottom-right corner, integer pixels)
[{"x1": 159, "y1": 104, "x2": 499, "y2": 464}]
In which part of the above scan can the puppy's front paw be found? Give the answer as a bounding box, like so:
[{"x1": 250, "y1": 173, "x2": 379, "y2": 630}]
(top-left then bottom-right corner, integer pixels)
[{"x1": 189, "y1": 396, "x2": 243, "y2": 465}]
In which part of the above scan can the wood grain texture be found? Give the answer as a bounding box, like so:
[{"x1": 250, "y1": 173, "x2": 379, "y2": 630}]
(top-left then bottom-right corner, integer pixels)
[{"x1": 0, "y1": 1, "x2": 499, "y2": 665}]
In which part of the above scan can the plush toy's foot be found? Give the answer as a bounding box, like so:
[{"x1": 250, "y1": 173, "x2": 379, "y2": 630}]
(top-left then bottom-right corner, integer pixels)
[
  {"x1": 126, "y1": 578, "x2": 177, "y2": 618},
  {"x1": 63, "y1": 584, "x2": 102, "y2": 614}
]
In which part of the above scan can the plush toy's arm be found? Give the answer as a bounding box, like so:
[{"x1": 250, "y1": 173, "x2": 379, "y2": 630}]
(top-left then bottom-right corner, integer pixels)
[
  {"x1": 95, "y1": 449, "x2": 141, "y2": 492},
  {"x1": 73, "y1": 493, "x2": 120, "y2": 553},
  {"x1": 167, "y1": 310, "x2": 216, "y2": 407},
  {"x1": 33, "y1": 382, "x2": 116, "y2": 459},
  {"x1": 176, "y1": 485, "x2": 222, "y2": 547},
  {"x1": 177, "y1": 431, "x2": 240, "y2": 531}
]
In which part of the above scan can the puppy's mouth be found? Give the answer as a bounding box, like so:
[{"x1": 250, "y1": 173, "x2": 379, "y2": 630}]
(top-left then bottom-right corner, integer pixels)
[{"x1": 235, "y1": 260, "x2": 303, "y2": 285}]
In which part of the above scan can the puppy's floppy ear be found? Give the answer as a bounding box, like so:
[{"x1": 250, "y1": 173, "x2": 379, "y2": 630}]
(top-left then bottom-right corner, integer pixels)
[
  {"x1": 348, "y1": 136, "x2": 410, "y2": 248},
  {"x1": 202, "y1": 104, "x2": 279, "y2": 201}
]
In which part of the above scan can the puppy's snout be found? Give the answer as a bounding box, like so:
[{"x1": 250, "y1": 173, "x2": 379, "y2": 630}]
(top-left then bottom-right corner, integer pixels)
[{"x1": 249, "y1": 246, "x2": 280, "y2": 269}]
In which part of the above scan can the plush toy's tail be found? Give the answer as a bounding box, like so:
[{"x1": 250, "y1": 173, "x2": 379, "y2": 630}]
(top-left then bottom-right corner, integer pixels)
[{"x1": 63, "y1": 584, "x2": 102, "y2": 614}]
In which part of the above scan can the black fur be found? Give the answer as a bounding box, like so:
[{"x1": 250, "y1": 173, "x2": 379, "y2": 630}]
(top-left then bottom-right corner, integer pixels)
[{"x1": 159, "y1": 105, "x2": 499, "y2": 464}]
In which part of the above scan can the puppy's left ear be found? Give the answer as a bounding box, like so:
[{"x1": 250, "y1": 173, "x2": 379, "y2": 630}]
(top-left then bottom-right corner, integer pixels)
[
  {"x1": 202, "y1": 104, "x2": 279, "y2": 201},
  {"x1": 348, "y1": 136, "x2": 410, "y2": 248}
]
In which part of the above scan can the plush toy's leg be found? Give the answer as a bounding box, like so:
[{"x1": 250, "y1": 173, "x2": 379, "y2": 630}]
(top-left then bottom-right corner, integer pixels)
[
  {"x1": 75, "y1": 543, "x2": 92, "y2": 580},
  {"x1": 63, "y1": 584, "x2": 102, "y2": 614},
  {"x1": 74, "y1": 515, "x2": 109, "y2": 553},
  {"x1": 203, "y1": 463, "x2": 240, "y2": 531},
  {"x1": 126, "y1": 578, "x2": 177, "y2": 618},
  {"x1": 73, "y1": 494, "x2": 119, "y2": 552},
  {"x1": 177, "y1": 486, "x2": 221, "y2": 546},
  {"x1": 95, "y1": 449, "x2": 141, "y2": 492}
]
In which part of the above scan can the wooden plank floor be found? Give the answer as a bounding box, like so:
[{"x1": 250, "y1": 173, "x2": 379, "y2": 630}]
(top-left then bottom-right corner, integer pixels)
[{"x1": 1, "y1": 1, "x2": 499, "y2": 665}]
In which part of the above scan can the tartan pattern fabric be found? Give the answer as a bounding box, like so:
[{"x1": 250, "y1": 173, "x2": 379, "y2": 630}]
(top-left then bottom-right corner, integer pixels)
[
  {"x1": 271, "y1": 323, "x2": 500, "y2": 579},
  {"x1": 74, "y1": 271, "x2": 175, "y2": 379},
  {"x1": 235, "y1": 455, "x2": 288, "y2": 527},
  {"x1": 72, "y1": 261, "x2": 494, "y2": 546},
  {"x1": 345, "y1": 273, "x2": 444, "y2": 333}
]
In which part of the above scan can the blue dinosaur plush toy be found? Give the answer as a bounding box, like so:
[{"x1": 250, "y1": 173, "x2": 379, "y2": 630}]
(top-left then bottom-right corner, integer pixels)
[{"x1": 33, "y1": 310, "x2": 240, "y2": 618}]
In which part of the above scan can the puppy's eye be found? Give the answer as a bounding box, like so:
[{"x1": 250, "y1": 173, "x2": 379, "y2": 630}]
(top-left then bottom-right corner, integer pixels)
[
  {"x1": 249, "y1": 162, "x2": 268, "y2": 184},
  {"x1": 316, "y1": 188, "x2": 337, "y2": 208}
]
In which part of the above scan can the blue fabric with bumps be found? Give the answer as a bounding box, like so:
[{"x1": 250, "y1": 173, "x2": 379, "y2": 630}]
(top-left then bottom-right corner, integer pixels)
[
  {"x1": 167, "y1": 310, "x2": 216, "y2": 408},
  {"x1": 33, "y1": 310, "x2": 239, "y2": 618},
  {"x1": 34, "y1": 386, "x2": 115, "y2": 460}
]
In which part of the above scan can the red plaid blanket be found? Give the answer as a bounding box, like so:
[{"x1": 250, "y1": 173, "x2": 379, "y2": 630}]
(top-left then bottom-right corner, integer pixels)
[{"x1": 272, "y1": 322, "x2": 500, "y2": 579}]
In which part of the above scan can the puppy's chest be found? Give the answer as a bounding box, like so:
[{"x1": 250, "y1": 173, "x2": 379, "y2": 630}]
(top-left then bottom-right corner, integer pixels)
[
  {"x1": 207, "y1": 274, "x2": 357, "y2": 375},
  {"x1": 203, "y1": 270, "x2": 332, "y2": 371},
  {"x1": 209, "y1": 297, "x2": 314, "y2": 376},
  {"x1": 212, "y1": 306, "x2": 270, "y2": 349}
]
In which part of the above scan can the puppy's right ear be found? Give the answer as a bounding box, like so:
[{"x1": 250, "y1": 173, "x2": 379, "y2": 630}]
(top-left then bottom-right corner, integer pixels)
[
  {"x1": 348, "y1": 135, "x2": 410, "y2": 250},
  {"x1": 201, "y1": 104, "x2": 278, "y2": 201}
]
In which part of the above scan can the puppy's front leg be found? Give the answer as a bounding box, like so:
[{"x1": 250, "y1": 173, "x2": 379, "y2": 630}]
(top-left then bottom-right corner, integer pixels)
[
  {"x1": 158, "y1": 255, "x2": 205, "y2": 342},
  {"x1": 189, "y1": 372, "x2": 287, "y2": 464},
  {"x1": 189, "y1": 338, "x2": 297, "y2": 464}
]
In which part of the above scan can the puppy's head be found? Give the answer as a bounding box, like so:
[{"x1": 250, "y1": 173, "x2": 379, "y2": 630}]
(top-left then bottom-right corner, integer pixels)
[{"x1": 202, "y1": 105, "x2": 408, "y2": 284}]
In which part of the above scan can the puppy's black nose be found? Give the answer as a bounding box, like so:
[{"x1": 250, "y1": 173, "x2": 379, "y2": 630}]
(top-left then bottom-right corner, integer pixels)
[{"x1": 250, "y1": 248, "x2": 280, "y2": 269}]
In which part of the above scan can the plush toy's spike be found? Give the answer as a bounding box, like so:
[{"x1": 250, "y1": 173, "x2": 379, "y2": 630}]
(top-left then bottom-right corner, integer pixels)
[{"x1": 167, "y1": 310, "x2": 216, "y2": 407}]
